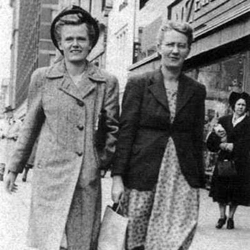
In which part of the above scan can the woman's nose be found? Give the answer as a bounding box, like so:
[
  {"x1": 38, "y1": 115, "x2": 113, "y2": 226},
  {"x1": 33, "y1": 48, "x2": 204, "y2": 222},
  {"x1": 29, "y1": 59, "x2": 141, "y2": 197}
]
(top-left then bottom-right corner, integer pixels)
[
  {"x1": 72, "y1": 39, "x2": 79, "y2": 46},
  {"x1": 172, "y1": 44, "x2": 180, "y2": 53}
]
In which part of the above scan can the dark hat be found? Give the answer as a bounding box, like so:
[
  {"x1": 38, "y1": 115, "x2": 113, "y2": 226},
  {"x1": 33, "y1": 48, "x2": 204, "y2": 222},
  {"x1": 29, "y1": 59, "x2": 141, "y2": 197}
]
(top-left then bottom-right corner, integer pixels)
[
  {"x1": 229, "y1": 91, "x2": 250, "y2": 110},
  {"x1": 50, "y1": 5, "x2": 99, "y2": 54}
]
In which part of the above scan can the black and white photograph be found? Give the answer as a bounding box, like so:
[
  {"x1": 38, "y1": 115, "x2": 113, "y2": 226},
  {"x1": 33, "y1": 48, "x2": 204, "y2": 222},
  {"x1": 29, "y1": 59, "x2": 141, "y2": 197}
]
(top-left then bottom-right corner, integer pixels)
[{"x1": 0, "y1": 0, "x2": 250, "y2": 249}]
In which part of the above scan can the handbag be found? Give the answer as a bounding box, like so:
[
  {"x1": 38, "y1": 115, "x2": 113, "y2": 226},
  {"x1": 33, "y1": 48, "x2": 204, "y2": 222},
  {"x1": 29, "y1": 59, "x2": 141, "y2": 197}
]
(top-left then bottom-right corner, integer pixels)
[
  {"x1": 217, "y1": 159, "x2": 237, "y2": 177},
  {"x1": 98, "y1": 203, "x2": 129, "y2": 250}
]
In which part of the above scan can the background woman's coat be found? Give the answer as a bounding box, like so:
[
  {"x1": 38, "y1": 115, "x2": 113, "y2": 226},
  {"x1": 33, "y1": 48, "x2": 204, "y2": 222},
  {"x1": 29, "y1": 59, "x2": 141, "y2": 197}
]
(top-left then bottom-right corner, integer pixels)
[
  {"x1": 8, "y1": 59, "x2": 119, "y2": 250},
  {"x1": 207, "y1": 115, "x2": 250, "y2": 206}
]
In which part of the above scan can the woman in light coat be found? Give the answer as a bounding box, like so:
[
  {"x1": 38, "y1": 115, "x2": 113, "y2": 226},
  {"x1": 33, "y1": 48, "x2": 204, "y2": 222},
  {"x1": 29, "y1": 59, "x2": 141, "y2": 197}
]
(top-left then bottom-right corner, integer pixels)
[{"x1": 5, "y1": 6, "x2": 119, "y2": 250}]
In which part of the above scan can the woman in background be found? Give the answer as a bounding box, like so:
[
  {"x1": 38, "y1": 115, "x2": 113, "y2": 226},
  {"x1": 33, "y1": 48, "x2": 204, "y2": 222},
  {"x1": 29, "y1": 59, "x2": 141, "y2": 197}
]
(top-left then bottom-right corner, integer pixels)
[
  {"x1": 112, "y1": 20, "x2": 206, "y2": 250},
  {"x1": 207, "y1": 91, "x2": 250, "y2": 229}
]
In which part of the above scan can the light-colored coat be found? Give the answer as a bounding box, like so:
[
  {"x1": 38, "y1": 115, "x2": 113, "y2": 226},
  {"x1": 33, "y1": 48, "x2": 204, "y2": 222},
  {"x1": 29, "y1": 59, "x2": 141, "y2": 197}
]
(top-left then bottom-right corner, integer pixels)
[{"x1": 8, "y1": 59, "x2": 119, "y2": 250}]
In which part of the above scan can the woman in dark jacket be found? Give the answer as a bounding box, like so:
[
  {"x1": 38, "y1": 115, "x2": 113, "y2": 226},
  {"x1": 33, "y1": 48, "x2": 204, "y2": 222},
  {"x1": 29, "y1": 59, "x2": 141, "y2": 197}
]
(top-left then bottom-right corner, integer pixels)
[
  {"x1": 207, "y1": 92, "x2": 250, "y2": 230},
  {"x1": 111, "y1": 20, "x2": 206, "y2": 250}
]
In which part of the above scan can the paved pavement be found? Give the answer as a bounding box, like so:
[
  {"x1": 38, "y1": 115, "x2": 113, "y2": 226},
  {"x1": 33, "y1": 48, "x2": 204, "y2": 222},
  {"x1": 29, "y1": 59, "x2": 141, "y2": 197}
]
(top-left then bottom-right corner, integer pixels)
[
  {"x1": 1, "y1": 172, "x2": 250, "y2": 250},
  {"x1": 190, "y1": 188, "x2": 250, "y2": 250}
]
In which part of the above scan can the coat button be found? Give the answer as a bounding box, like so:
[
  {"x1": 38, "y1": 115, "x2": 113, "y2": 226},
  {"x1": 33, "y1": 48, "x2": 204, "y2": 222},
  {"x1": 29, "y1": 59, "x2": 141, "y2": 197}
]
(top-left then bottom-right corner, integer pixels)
[
  {"x1": 77, "y1": 125, "x2": 84, "y2": 131},
  {"x1": 76, "y1": 152, "x2": 83, "y2": 156},
  {"x1": 77, "y1": 101, "x2": 84, "y2": 107}
]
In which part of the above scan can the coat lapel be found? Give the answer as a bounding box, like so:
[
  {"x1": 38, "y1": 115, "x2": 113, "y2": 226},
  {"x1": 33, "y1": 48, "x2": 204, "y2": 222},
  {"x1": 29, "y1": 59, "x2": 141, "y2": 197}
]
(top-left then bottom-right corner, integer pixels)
[
  {"x1": 46, "y1": 59, "x2": 106, "y2": 102},
  {"x1": 79, "y1": 63, "x2": 106, "y2": 100},
  {"x1": 175, "y1": 74, "x2": 195, "y2": 117},
  {"x1": 59, "y1": 76, "x2": 87, "y2": 102},
  {"x1": 148, "y1": 69, "x2": 170, "y2": 111}
]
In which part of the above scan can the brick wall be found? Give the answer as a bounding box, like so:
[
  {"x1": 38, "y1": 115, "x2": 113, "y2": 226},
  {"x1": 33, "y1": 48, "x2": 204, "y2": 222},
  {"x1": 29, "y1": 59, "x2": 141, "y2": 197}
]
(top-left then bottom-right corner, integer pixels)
[{"x1": 15, "y1": 0, "x2": 58, "y2": 108}]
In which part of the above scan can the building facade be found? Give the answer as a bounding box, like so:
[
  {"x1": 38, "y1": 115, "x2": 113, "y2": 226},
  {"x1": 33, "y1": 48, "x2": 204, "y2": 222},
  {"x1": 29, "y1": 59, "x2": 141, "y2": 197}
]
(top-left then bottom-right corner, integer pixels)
[
  {"x1": 0, "y1": 78, "x2": 10, "y2": 119},
  {"x1": 106, "y1": 0, "x2": 173, "y2": 96},
  {"x1": 129, "y1": 0, "x2": 250, "y2": 119},
  {"x1": 9, "y1": 0, "x2": 59, "y2": 118}
]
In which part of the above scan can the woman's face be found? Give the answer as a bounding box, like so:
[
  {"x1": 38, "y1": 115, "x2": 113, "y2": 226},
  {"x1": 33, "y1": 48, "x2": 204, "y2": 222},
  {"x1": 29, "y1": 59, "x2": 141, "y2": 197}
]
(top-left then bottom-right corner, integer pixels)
[
  {"x1": 58, "y1": 23, "x2": 92, "y2": 64},
  {"x1": 234, "y1": 98, "x2": 247, "y2": 117},
  {"x1": 157, "y1": 29, "x2": 190, "y2": 70}
]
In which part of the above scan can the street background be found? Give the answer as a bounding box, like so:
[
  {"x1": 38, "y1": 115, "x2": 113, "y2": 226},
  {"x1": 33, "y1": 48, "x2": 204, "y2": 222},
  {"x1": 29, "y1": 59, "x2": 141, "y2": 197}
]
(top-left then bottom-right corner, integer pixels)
[{"x1": 1, "y1": 171, "x2": 250, "y2": 250}]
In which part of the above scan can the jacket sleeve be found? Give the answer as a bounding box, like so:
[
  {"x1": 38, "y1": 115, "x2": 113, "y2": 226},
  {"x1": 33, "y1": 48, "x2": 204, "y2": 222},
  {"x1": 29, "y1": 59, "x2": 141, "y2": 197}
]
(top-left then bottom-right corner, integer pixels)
[
  {"x1": 192, "y1": 84, "x2": 206, "y2": 187},
  {"x1": 206, "y1": 131, "x2": 221, "y2": 152},
  {"x1": 97, "y1": 74, "x2": 120, "y2": 170},
  {"x1": 8, "y1": 68, "x2": 46, "y2": 173},
  {"x1": 112, "y1": 76, "x2": 143, "y2": 176}
]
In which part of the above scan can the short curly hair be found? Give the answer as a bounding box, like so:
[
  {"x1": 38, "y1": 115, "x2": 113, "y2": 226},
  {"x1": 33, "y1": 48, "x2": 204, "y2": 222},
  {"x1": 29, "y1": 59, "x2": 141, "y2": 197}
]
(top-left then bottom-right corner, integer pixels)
[{"x1": 157, "y1": 20, "x2": 193, "y2": 48}]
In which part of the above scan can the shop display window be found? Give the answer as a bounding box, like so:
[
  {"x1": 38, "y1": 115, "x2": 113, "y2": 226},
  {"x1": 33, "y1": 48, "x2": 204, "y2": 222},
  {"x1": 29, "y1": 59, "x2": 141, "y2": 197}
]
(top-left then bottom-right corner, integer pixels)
[{"x1": 186, "y1": 51, "x2": 248, "y2": 189}]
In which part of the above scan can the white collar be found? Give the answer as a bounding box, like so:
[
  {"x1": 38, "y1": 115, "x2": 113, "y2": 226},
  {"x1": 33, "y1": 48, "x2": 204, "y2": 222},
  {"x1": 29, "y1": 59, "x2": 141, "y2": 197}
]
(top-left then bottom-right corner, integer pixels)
[{"x1": 232, "y1": 113, "x2": 246, "y2": 127}]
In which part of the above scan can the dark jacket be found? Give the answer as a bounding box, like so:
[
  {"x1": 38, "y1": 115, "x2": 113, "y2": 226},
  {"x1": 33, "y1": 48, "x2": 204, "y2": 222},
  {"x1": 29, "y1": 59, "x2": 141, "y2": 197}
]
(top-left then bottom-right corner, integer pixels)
[{"x1": 112, "y1": 68, "x2": 206, "y2": 191}]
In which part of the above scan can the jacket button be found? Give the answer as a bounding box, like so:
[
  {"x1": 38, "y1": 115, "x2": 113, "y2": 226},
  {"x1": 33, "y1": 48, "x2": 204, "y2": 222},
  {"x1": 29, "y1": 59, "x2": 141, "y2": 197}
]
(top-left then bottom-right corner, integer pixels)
[
  {"x1": 76, "y1": 152, "x2": 83, "y2": 156},
  {"x1": 77, "y1": 101, "x2": 84, "y2": 107},
  {"x1": 77, "y1": 125, "x2": 84, "y2": 131}
]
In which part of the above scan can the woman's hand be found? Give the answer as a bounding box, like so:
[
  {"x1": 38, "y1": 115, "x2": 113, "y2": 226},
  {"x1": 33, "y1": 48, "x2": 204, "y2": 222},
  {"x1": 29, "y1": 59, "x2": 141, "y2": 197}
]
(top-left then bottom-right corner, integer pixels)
[
  {"x1": 4, "y1": 171, "x2": 18, "y2": 194},
  {"x1": 111, "y1": 175, "x2": 124, "y2": 203},
  {"x1": 225, "y1": 143, "x2": 234, "y2": 152},
  {"x1": 219, "y1": 143, "x2": 234, "y2": 152}
]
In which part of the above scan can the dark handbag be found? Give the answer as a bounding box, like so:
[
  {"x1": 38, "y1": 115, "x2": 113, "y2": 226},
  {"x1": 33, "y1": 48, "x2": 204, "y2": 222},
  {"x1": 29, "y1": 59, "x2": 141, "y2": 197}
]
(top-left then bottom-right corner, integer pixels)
[{"x1": 217, "y1": 160, "x2": 237, "y2": 177}]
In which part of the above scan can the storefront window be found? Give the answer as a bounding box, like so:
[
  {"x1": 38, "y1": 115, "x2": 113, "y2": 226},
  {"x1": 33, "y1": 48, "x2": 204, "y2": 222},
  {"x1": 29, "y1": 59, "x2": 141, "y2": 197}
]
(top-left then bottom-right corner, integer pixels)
[
  {"x1": 187, "y1": 52, "x2": 246, "y2": 123},
  {"x1": 186, "y1": 51, "x2": 247, "y2": 188}
]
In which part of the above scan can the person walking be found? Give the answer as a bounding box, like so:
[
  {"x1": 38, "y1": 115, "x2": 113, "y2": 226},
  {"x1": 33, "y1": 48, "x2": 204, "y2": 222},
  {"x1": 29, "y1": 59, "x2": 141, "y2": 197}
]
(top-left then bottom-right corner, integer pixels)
[
  {"x1": 0, "y1": 111, "x2": 9, "y2": 181},
  {"x1": 4, "y1": 5, "x2": 119, "y2": 250},
  {"x1": 207, "y1": 91, "x2": 250, "y2": 230},
  {"x1": 111, "y1": 20, "x2": 206, "y2": 250},
  {"x1": 4, "y1": 109, "x2": 22, "y2": 171}
]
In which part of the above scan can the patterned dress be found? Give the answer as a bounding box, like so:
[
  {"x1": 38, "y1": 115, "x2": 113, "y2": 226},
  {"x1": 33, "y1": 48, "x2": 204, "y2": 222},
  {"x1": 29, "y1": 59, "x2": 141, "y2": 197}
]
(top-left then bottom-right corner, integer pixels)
[{"x1": 122, "y1": 88, "x2": 200, "y2": 250}]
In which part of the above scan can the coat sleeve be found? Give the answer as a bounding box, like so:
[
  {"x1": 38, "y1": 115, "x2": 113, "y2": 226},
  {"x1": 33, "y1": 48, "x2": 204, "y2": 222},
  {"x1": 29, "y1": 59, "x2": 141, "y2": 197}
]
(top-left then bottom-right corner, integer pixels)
[
  {"x1": 206, "y1": 131, "x2": 221, "y2": 152},
  {"x1": 8, "y1": 68, "x2": 46, "y2": 173},
  {"x1": 97, "y1": 74, "x2": 120, "y2": 170},
  {"x1": 111, "y1": 76, "x2": 143, "y2": 176}
]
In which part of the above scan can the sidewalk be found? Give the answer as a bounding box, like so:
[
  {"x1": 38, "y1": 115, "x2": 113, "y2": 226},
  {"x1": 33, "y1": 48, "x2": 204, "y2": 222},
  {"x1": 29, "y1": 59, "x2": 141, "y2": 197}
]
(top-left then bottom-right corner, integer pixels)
[
  {"x1": 1, "y1": 173, "x2": 250, "y2": 250},
  {"x1": 0, "y1": 172, "x2": 113, "y2": 250},
  {"x1": 190, "y1": 188, "x2": 250, "y2": 250},
  {"x1": 0, "y1": 175, "x2": 32, "y2": 250}
]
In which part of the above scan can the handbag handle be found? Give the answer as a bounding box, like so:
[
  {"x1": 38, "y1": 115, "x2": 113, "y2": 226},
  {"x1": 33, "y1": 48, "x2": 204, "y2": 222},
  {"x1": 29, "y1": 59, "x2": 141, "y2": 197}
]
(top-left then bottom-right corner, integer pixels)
[{"x1": 112, "y1": 201, "x2": 122, "y2": 213}]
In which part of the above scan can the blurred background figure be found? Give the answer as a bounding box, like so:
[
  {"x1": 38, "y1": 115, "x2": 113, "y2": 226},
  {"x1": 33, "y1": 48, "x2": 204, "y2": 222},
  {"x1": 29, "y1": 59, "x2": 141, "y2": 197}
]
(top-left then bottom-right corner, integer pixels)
[
  {"x1": 207, "y1": 91, "x2": 250, "y2": 230},
  {"x1": 0, "y1": 109, "x2": 9, "y2": 181},
  {"x1": 0, "y1": 106, "x2": 21, "y2": 181},
  {"x1": 5, "y1": 108, "x2": 22, "y2": 166}
]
